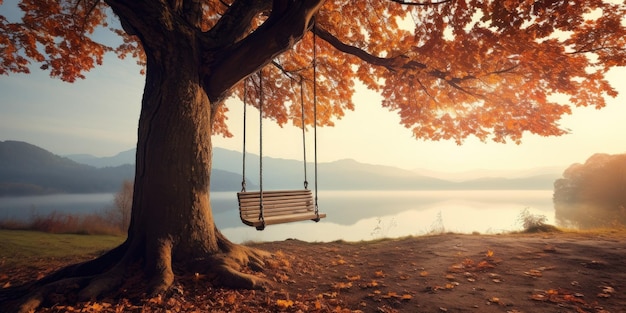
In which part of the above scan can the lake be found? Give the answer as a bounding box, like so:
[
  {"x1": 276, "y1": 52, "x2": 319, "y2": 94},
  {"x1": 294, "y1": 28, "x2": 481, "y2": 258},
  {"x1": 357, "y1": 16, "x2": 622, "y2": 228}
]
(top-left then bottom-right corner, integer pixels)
[{"x1": 0, "y1": 190, "x2": 554, "y2": 243}]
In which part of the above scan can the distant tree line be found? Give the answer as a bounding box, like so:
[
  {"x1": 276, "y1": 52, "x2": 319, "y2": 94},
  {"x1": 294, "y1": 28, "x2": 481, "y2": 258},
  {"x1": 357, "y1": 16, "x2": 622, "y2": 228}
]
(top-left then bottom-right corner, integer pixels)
[{"x1": 553, "y1": 153, "x2": 626, "y2": 229}]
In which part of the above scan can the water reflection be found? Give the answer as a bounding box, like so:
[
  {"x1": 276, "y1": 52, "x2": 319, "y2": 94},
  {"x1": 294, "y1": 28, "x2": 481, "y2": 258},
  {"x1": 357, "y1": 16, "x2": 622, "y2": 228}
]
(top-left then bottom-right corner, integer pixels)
[
  {"x1": 0, "y1": 190, "x2": 554, "y2": 243},
  {"x1": 0, "y1": 193, "x2": 116, "y2": 220},
  {"x1": 555, "y1": 201, "x2": 626, "y2": 229},
  {"x1": 213, "y1": 190, "x2": 554, "y2": 243}
]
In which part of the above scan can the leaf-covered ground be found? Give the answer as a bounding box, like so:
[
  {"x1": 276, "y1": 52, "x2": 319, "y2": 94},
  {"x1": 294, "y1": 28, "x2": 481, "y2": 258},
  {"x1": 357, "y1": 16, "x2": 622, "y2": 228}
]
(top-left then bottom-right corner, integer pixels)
[{"x1": 2, "y1": 231, "x2": 625, "y2": 312}]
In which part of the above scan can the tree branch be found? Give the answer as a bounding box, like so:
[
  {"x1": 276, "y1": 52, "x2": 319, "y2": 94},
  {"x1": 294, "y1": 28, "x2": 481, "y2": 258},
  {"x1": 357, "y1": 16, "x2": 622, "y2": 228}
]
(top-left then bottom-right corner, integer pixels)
[
  {"x1": 205, "y1": 0, "x2": 325, "y2": 103},
  {"x1": 207, "y1": 0, "x2": 271, "y2": 46},
  {"x1": 313, "y1": 25, "x2": 426, "y2": 71}
]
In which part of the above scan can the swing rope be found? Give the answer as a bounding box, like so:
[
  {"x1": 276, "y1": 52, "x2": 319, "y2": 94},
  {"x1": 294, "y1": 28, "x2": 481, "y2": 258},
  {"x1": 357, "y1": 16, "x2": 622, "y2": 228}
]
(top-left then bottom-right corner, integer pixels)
[
  {"x1": 300, "y1": 77, "x2": 309, "y2": 189},
  {"x1": 239, "y1": 30, "x2": 321, "y2": 228},
  {"x1": 313, "y1": 30, "x2": 320, "y2": 217},
  {"x1": 241, "y1": 83, "x2": 247, "y2": 192},
  {"x1": 258, "y1": 70, "x2": 265, "y2": 225}
]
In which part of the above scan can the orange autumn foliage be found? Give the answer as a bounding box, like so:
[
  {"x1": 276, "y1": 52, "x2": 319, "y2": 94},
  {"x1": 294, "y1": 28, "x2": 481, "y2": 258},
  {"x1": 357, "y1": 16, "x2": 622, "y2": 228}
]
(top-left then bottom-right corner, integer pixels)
[{"x1": 1, "y1": 0, "x2": 625, "y2": 143}]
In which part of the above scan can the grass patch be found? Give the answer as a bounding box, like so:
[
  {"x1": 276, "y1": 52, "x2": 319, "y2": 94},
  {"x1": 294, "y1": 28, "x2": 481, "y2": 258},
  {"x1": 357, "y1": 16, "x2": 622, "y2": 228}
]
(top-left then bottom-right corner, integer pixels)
[{"x1": 0, "y1": 229, "x2": 124, "y2": 266}]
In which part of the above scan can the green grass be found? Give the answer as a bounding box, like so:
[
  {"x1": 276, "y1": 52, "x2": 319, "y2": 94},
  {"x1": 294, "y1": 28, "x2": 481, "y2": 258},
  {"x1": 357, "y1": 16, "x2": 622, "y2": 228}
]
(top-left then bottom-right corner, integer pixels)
[{"x1": 0, "y1": 229, "x2": 125, "y2": 265}]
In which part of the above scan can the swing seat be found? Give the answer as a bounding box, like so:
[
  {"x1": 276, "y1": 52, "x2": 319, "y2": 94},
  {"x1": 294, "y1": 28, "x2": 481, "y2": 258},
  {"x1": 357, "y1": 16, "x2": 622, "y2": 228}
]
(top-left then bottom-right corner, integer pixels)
[{"x1": 238, "y1": 189, "x2": 326, "y2": 230}]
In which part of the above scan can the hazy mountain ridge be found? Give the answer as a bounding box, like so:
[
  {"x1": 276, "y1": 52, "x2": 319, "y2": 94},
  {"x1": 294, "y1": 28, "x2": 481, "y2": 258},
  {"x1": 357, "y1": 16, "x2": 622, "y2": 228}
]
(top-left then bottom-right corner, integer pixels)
[
  {"x1": 65, "y1": 146, "x2": 558, "y2": 190},
  {"x1": 0, "y1": 141, "x2": 242, "y2": 196},
  {"x1": 0, "y1": 141, "x2": 559, "y2": 196},
  {"x1": 412, "y1": 167, "x2": 564, "y2": 182},
  {"x1": 66, "y1": 149, "x2": 136, "y2": 168},
  {"x1": 0, "y1": 140, "x2": 134, "y2": 196}
]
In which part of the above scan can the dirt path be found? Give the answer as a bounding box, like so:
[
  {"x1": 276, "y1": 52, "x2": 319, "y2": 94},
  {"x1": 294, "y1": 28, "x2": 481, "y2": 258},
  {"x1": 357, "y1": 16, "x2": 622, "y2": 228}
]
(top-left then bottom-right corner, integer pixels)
[
  {"x1": 255, "y1": 232, "x2": 626, "y2": 312},
  {"x1": 2, "y1": 231, "x2": 625, "y2": 312}
]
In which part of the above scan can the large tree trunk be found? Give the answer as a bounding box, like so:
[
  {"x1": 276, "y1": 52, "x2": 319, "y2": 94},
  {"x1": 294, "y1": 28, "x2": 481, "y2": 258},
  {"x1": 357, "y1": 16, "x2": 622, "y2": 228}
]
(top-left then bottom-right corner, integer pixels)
[
  {"x1": 127, "y1": 35, "x2": 225, "y2": 289},
  {"x1": 7, "y1": 20, "x2": 269, "y2": 313},
  {"x1": 81, "y1": 24, "x2": 269, "y2": 297}
]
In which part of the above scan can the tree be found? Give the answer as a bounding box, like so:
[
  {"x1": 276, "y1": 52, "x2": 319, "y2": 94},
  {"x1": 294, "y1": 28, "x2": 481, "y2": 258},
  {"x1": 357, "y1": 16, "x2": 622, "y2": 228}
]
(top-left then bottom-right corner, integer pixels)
[
  {"x1": 554, "y1": 153, "x2": 626, "y2": 228},
  {"x1": 1, "y1": 0, "x2": 625, "y2": 311},
  {"x1": 110, "y1": 179, "x2": 133, "y2": 232}
]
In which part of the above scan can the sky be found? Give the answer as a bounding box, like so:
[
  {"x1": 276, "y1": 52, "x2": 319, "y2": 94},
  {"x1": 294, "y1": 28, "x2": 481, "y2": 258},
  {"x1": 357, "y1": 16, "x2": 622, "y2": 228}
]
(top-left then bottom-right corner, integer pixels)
[
  {"x1": 0, "y1": 2, "x2": 625, "y2": 173},
  {"x1": 1, "y1": 53, "x2": 624, "y2": 173}
]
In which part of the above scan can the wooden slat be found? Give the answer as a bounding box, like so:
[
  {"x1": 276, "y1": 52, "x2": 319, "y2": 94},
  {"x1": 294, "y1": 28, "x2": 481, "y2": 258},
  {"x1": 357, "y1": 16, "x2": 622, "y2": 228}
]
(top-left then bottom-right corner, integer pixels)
[
  {"x1": 237, "y1": 189, "x2": 325, "y2": 229},
  {"x1": 241, "y1": 207, "x2": 314, "y2": 218},
  {"x1": 241, "y1": 212, "x2": 327, "y2": 228},
  {"x1": 239, "y1": 197, "x2": 313, "y2": 207}
]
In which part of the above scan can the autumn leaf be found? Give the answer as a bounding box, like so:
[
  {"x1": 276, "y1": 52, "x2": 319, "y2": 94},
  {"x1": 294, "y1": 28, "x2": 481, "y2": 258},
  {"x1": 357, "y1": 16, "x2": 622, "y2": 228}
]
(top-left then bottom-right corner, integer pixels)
[
  {"x1": 524, "y1": 269, "x2": 543, "y2": 277},
  {"x1": 476, "y1": 260, "x2": 494, "y2": 270},
  {"x1": 314, "y1": 300, "x2": 322, "y2": 309},
  {"x1": 345, "y1": 274, "x2": 361, "y2": 281},
  {"x1": 276, "y1": 299, "x2": 294, "y2": 309},
  {"x1": 381, "y1": 291, "x2": 397, "y2": 299},
  {"x1": 488, "y1": 297, "x2": 501, "y2": 304},
  {"x1": 225, "y1": 293, "x2": 237, "y2": 305},
  {"x1": 331, "y1": 282, "x2": 353, "y2": 290}
]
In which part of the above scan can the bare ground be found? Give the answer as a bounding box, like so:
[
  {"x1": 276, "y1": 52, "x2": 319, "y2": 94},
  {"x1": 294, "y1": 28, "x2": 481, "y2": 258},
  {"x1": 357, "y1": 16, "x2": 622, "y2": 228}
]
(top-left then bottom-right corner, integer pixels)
[{"x1": 2, "y1": 231, "x2": 625, "y2": 312}]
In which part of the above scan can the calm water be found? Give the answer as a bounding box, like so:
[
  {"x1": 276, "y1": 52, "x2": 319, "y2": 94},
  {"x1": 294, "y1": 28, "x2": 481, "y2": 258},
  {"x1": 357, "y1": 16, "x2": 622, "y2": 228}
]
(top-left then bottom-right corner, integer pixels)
[{"x1": 0, "y1": 190, "x2": 554, "y2": 243}]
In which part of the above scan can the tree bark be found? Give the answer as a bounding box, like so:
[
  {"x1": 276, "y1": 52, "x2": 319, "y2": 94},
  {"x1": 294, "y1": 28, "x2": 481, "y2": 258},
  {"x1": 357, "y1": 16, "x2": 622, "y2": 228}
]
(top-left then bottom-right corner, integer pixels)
[{"x1": 129, "y1": 29, "x2": 221, "y2": 276}]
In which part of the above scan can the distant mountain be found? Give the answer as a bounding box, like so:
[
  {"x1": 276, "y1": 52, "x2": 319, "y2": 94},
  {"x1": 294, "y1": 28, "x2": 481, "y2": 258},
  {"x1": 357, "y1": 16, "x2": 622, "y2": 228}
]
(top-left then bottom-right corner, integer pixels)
[
  {"x1": 66, "y1": 149, "x2": 135, "y2": 167},
  {"x1": 412, "y1": 167, "x2": 564, "y2": 183},
  {"x1": 2, "y1": 141, "x2": 558, "y2": 196},
  {"x1": 0, "y1": 141, "x2": 245, "y2": 196},
  {"x1": 317, "y1": 159, "x2": 452, "y2": 190},
  {"x1": 0, "y1": 140, "x2": 134, "y2": 196},
  {"x1": 453, "y1": 174, "x2": 558, "y2": 190},
  {"x1": 71, "y1": 146, "x2": 559, "y2": 191}
]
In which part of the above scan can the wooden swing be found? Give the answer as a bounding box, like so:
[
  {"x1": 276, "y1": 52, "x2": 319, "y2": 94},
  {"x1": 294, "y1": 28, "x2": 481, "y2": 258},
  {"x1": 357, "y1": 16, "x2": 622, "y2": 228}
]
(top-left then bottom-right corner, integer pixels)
[{"x1": 237, "y1": 40, "x2": 325, "y2": 230}]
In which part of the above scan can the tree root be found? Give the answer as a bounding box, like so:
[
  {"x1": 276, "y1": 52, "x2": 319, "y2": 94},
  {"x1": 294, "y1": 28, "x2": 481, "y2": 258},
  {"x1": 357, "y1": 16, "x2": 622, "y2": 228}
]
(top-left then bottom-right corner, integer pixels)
[
  {"x1": 2, "y1": 240, "x2": 275, "y2": 313},
  {"x1": 206, "y1": 244, "x2": 273, "y2": 290}
]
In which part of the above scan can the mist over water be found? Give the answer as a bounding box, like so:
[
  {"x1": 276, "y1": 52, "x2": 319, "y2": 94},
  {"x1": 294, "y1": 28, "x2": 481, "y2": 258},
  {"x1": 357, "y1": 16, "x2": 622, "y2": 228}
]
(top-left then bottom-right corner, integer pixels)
[
  {"x1": 215, "y1": 190, "x2": 554, "y2": 243},
  {"x1": 0, "y1": 190, "x2": 554, "y2": 243},
  {"x1": 0, "y1": 193, "x2": 116, "y2": 220}
]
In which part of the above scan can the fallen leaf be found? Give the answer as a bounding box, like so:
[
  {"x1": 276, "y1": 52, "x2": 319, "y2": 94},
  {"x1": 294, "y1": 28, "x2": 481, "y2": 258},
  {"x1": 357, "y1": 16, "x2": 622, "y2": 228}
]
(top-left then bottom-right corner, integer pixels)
[
  {"x1": 382, "y1": 291, "x2": 397, "y2": 298},
  {"x1": 331, "y1": 282, "x2": 353, "y2": 290},
  {"x1": 276, "y1": 299, "x2": 294, "y2": 309},
  {"x1": 315, "y1": 300, "x2": 322, "y2": 309},
  {"x1": 524, "y1": 269, "x2": 543, "y2": 277},
  {"x1": 346, "y1": 275, "x2": 361, "y2": 281},
  {"x1": 531, "y1": 294, "x2": 547, "y2": 301},
  {"x1": 488, "y1": 297, "x2": 500, "y2": 304},
  {"x1": 477, "y1": 260, "x2": 494, "y2": 269}
]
